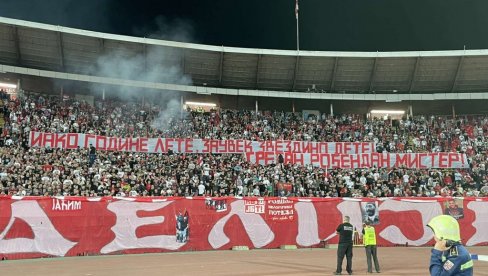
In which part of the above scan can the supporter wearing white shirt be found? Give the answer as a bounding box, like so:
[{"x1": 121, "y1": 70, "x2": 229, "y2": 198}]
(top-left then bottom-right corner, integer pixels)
[
  {"x1": 403, "y1": 173, "x2": 410, "y2": 184},
  {"x1": 359, "y1": 175, "x2": 367, "y2": 186},
  {"x1": 394, "y1": 185, "x2": 402, "y2": 196},
  {"x1": 73, "y1": 169, "x2": 81, "y2": 177},
  {"x1": 5, "y1": 138, "x2": 13, "y2": 146},
  {"x1": 237, "y1": 185, "x2": 243, "y2": 196},
  {"x1": 117, "y1": 171, "x2": 125, "y2": 178},
  {"x1": 17, "y1": 188, "x2": 26, "y2": 196},
  {"x1": 198, "y1": 182, "x2": 206, "y2": 196},
  {"x1": 454, "y1": 171, "x2": 462, "y2": 183},
  {"x1": 203, "y1": 164, "x2": 210, "y2": 177},
  {"x1": 53, "y1": 168, "x2": 60, "y2": 176},
  {"x1": 252, "y1": 186, "x2": 260, "y2": 196},
  {"x1": 343, "y1": 174, "x2": 353, "y2": 189},
  {"x1": 373, "y1": 171, "x2": 380, "y2": 181}
]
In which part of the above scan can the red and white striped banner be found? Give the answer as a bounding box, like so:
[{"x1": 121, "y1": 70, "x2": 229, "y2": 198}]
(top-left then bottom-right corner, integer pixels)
[{"x1": 0, "y1": 196, "x2": 487, "y2": 260}]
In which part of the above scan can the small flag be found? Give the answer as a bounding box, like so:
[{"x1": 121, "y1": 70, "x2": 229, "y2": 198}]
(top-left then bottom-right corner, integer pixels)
[{"x1": 295, "y1": 0, "x2": 299, "y2": 19}]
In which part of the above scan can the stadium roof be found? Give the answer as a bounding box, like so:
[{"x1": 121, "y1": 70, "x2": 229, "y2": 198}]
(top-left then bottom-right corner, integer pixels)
[{"x1": 1, "y1": 16, "x2": 488, "y2": 96}]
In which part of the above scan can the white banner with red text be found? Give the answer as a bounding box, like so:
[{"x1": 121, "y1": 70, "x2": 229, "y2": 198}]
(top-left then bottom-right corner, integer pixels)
[
  {"x1": 0, "y1": 196, "x2": 487, "y2": 260},
  {"x1": 28, "y1": 131, "x2": 375, "y2": 154},
  {"x1": 245, "y1": 152, "x2": 469, "y2": 168}
]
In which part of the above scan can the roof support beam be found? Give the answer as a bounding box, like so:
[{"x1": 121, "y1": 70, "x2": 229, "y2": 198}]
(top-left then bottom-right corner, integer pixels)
[
  {"x1": 409, "y1": 56, "x2": 421, "y2": 93},
  {"x1": 12, "y1": 26, "x2": 22, "y2": 65},
  {"x1": 450, "y1": 56, "x2": 464, "y2": 93},
  {"x1": 181, "y1": 50, "x2": 186, "y2": 76},
  {"x1": 330, "y1": 57, "x2": 339, "y2": 92},
  {"x1": 292, "y1": 55, "x2": 300, "y2": 90},
  {"x1": 219, "y1": 51, "x2": 224, "y2": 86},
  {"x1": 368, "y1": 57, "x2": 378, "y2": 92},
  {"x1": 143, "y1": 44, "x2": 147, "y2": 74},
  {"x1": 255, "y1": 54, "x2": 262, "y2": 89},
  {"x1": 58, "y1": 32, "x2": 65, "y2": 71},
  {"x1": 98, "y1": 38, "x2": 104, "y2": 54}
]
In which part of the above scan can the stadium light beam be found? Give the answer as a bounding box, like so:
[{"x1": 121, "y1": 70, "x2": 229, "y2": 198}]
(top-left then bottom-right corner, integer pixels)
[
  {"x1": 0, "y1": 82, "x2": 17, "y2": 88},
  {"x1": 370, "y1": 110, "x2": 405, "y2": 114},
  {"x1": 185, "y1": 101, "x2": 217, "y2": 107}
]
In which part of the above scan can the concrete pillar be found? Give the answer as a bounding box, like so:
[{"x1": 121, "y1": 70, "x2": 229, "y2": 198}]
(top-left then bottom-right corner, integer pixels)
[
  {"x1": 255, "y1": 99, "x2": 258, "y2": 114},
  {"x1": 17, "y1": 78, "x2": 21, "y2": 93},
  {"x1": 330, "y1": 103, "x2": 334, "y2": 116},
  {"x1": 180, "y1": 95, "x2": 184, "y2": 120}
]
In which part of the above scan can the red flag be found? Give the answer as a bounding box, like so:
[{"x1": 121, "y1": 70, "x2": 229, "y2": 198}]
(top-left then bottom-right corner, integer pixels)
[{"x1": 295, "y1": 0, "x2": 299, "y2": 19}]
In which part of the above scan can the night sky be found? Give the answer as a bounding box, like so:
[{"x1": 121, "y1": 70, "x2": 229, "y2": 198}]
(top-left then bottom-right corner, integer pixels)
[{"x1": 1, "y1": 0, "x2": 488, "y2": 51}]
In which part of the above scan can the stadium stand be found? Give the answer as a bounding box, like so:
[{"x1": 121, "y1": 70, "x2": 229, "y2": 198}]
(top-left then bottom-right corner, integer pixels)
[{"x1": 1, "y1": 90, "x2": 488, "y2": 198}]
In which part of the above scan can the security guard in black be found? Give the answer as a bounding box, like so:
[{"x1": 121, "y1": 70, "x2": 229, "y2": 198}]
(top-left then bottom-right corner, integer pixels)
[{"x1": 334, "y1": 216, "x2": 354, "y2": 275}]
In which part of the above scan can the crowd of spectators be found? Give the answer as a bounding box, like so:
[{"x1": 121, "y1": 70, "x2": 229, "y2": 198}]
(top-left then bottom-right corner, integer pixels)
[{"x1": 1, "y1": 90, "x2": 488, "y2": 198}]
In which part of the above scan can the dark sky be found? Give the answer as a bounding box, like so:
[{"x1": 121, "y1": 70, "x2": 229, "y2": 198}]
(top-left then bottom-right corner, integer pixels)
[{"x1": 1, "y1": 0, "x2": 488, "y2": 51}]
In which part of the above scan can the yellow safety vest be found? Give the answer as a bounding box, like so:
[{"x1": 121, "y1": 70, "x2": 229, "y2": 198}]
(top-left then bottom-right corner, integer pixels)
[{"x1": 363, "y1": 226, "x2": 377, "y2": 246}]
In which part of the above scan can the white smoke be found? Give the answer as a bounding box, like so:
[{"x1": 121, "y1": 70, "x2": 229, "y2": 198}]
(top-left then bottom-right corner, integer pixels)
[
  {"x1": 150, "y1": 98, "x2": 188, "y2": 132},
  {"x1": 92, "y1": 46, "x2": 191, "y2": 95},
  {"x1": 85, "y1": 19, "x2": 195, "y2": 133}
]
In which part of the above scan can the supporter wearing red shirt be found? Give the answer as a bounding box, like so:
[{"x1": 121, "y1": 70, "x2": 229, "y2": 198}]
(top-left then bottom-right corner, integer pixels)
[
  {"x1": 443, "y1": 173, "x2": 453, "y2": 186},
  {"x1": 42, "y1": 163, "x2": 53, "y2": 172}
]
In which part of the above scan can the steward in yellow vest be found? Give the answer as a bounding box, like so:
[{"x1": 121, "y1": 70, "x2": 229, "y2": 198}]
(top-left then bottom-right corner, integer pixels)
[{"x1": 362, "y1": 221, "x2": 380, "y2": 273}]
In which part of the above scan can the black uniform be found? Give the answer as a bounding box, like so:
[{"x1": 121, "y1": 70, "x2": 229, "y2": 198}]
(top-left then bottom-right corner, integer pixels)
[{"x1": 335, "y1": 222, "x2": 354, "y2": 275}]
